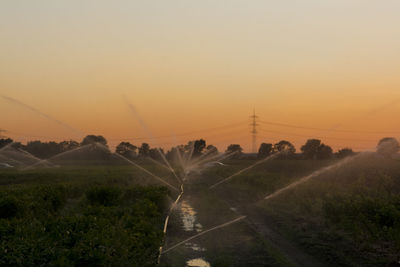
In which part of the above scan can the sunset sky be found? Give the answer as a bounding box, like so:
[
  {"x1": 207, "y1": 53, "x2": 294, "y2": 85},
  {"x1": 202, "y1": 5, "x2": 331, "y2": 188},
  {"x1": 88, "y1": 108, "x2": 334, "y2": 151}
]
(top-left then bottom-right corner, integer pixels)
[{"x1": 1, "y1": 1, "x2": 400, "y2": 152}]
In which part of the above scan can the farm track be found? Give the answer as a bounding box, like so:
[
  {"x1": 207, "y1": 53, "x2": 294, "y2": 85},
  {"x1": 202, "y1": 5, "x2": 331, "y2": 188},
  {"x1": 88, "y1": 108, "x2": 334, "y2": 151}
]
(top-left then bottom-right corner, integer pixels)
[
  {"x1": 162, "y1": 169, "x2": 326, "y2": 266},
  {"x1": 241, "y1": 205, "x2": 326, "y2": 267},
  {"x1": 199, "y1": 170, "x2": 325, "y2": 267}
]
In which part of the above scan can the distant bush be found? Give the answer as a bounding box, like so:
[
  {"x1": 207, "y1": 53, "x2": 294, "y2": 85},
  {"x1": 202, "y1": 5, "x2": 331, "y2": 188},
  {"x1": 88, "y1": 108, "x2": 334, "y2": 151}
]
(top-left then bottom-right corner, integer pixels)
[{"x1": 86, "y1": 186, "x2": 122, "y2": 206}]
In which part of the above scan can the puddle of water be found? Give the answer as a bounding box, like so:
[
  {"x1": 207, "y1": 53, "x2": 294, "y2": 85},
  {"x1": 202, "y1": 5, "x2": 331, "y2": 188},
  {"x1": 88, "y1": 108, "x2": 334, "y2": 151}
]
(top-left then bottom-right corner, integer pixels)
[
  {"x1": 187, "y1": 258, "x2": 211, "y2": 267},
  {"x1": 181, "y1": 201, "x2": 203, "y2": 232},
  {"x1": 185, "y1": 242, "x2": 206, "y2": 252},
  {"x1": 194, "y1": 223, "x2": 203, "y2": 232},
  {"x1": 180, "y1": 201, "x2": 209, "y2": 266}
]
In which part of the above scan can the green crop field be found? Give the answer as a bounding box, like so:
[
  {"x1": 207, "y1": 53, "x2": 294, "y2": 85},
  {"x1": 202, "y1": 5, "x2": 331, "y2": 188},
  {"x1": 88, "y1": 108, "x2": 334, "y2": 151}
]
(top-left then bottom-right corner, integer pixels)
[{"x1": 0, "y1": 164, "x2": 173, "y2": 267}]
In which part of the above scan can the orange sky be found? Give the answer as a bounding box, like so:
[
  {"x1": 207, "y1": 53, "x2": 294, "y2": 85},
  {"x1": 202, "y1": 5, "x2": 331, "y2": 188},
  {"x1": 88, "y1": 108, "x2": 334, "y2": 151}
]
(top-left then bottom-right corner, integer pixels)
[{"x1": 1, "y1": 1, "x2": 400, "y2": 152}]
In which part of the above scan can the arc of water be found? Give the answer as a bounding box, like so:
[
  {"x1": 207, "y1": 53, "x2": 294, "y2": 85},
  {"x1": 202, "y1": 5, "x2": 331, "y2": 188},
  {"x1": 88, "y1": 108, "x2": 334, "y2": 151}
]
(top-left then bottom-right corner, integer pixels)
[
  {"x1": 263, "y1": 153, "x2": 366, "y2": 201},
  {"x1": 124, "y1": 98, "x2": 182, "y2": 184},
  {"x1": 146, "y1": 157, "x2": 172, "y2": 172},
  {"x1": 153, "y1": 147, "x2": 181, "y2": 183},
  {"x1": 22, "y1": 144, "x2": 94, "y2": 170},
  {"x1": 17, "y1": 148, "x2": 55, "y2": 168},
  {"x1": 17, "y1": 148, "x2": 54, "y2": 164},
  {"x1": 112, "y1": 152, "x2": 179, "y2": 192},
  {"x1": 209, "y1": 151, "x2": 283, "y2": 189},
  {"x1": 1, "y1": 95, "x2": 84, "y2": 137},
  {"x1": 184, "y1": 142, "x2": 195, "y2": 167},
  {"x1": 175, "y1": 147, "x2": 186, "y2": 172},
  {"x1": 91, "y1": 143, "x2": 179, "y2": 192},
  {"x1": 93, "y1": 143, "x2": 184, "y2": 263},
  {"x1": 163, "y1": 184, "x2": 185, "y2": 233},
  {"x1": 0, "y1": 144, "x2": 52, "y2": 168},
  {"x1": 185, "y1": 153, "x2": 225, "y2": 174},
  {"x1": 158, "y1": 183, "x2": 185, "y2": 263},
  {"x1": 214, "y1": 150, "x2": 239, "y2": 163},
  {"x1": 186, "y1": 148, "x2": 221, "y2": 168},
  {"x1": 170, "y1": 133, "x2": 185, "y2": 165},
  {"x1": 157, "y1": 135, "x2": 188, "y2": 263},
  {"x1": 0, "y1": 142, "x2": 16, "y2": 153},
  {"x1": 0, "y1": 153, "x2": 25, "y2": 166},
  {"x1": 188, "y1": 151, "x2": 237, "y2": 172},
  {"x1": 162, "y1": 215, "x2": 246, "y2": 254}
]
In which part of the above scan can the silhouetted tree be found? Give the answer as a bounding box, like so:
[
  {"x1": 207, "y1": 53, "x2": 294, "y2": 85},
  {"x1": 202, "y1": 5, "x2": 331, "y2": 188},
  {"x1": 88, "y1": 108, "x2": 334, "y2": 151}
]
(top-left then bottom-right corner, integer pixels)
[
  {"x1": 205, "y1": 145, "x2": 218, "y2": 155},
  {"x1": 22, "y1": 140, "x2": 79, "y2": 159},
  {"x1": 81, "y1": 135, "x2": 108, "y2": 147},
  {"x1": 336, "y1": 148, "x2": 355, "y2": 159},
  {"x1": 193, "y1": 139, "x2": 206, "y2": 157},
  {"x1": 149, "y1": 148, "x2": 164, "y2": 160},
  {"x1": 226, "y1": 144, "x2": 243, "y2": 158},
  {"x1": 138, "y1": 143, "x2": 150, "y2": 157},
  {"x1": 301, "y1": 139, "x2": 332, "y2": 159},
  {"x1": 76, "y1": 136, "x2": 110, "y2": 160},
  {"x1": 116, "y1": 142, "x2": 137, "y2": 159},
  {"x1": 377, "y1": 137, "x2": 400, "y2": 158},
  {"x1": 274, "y1": 140, "x2": 295, "y2": 154},
  {"x1": 176, "y1": 141, "x2": 196, "y2": 160},
  {"x1": 10, "y1": 142, "x2": 23, "y2": 149},
  {"x1": 184, "y1": 141, "x2": 194, "y2": 152},
  {"x1": 0, "y1": 138, "x2": 13, "y2": 149},
  {"x1": 258, "y1": 143, "x2": 273, "y2": 158},
  {"x1": 25, "y1": 141, "x2": 62, "y2": 159},
  {"x1": 318, "y1": 144, "x2": 333, "y2": 159},
  {"x1": 166, "y1": 146, "x2": 179, "y2": 161},
  {"x1": 301, "y1": 139, "x2": 321, "y2": 159},
  {"x1": 59, "y1": 140, "x2": 79, "y2": 152}
]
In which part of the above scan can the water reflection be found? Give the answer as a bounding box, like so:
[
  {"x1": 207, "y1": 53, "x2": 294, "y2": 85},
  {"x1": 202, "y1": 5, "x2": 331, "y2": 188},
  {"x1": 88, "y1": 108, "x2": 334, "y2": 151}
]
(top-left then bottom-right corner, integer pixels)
[
  {"x1": 184, "y1": 242, "x2": 206, "y2": 252},
  {"x1": 187, "y1": 258, "x2": 211, "y2": 267},
  {"x1": 180, "y1": 201, "x2": 210, "y2": 266},
  {"x1": 181, "y1": 201, "x2": 203, "y2": 232}
]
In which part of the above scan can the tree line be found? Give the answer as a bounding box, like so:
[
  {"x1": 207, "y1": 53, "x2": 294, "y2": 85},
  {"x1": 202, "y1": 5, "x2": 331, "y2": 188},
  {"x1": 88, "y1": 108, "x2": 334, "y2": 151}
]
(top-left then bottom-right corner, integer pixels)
[
  {"x1": 0, "y1": 135, "x2": 398, "y2": 161},
  {"x1": 256, "y1": 139, "x2": 351, "y2": 160}
]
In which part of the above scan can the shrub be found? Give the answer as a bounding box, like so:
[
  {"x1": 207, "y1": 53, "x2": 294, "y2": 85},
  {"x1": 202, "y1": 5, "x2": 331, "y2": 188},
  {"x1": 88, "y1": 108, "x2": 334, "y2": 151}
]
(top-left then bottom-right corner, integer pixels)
[
  {"x1": 36, "y1": 185, "x2": 67, "y2": 212},
  {"x1": 86, "y1": 186, "x2": 122, "y2": 206},
  {"x1": 323, "y1": 194, "x2": 400, "y2": 241},
  {"x1": 0, "y1": 195, "x2": 20, "y2": 219}
]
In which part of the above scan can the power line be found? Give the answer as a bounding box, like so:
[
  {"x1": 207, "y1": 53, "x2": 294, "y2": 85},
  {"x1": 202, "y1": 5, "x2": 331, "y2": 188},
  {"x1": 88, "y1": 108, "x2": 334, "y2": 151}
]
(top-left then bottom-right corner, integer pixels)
[
  {"x1": 0, "y1": 129, "x2": 7, "y2": 138},
  {"x1": 4, "y1": 121, "x2": 248, "y2": 142},
  {"x1": 259, "y1": 120, "x2": 400, "y2": 135},
  {"x1": 258, "y1": 128, "x2": 378, "y2": 142},
  {"x1": 3, "y1": 117, "x2": 394, "y2": 151},
  {"x1": 108, "y1": 121, "x2": 248, "y2": 141}
]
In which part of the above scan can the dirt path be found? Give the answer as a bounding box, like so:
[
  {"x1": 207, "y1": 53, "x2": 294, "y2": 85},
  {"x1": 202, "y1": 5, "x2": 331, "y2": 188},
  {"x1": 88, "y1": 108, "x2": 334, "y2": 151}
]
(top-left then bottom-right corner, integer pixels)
[
  {"x1": 162, "y1": 171, "x2": 326, "y2": 266},
  {"x1": 241, "y1": 205, "x2": 326, "y2": 267},
  {"x1": 204, "y1": 171, "x2": 326, "y2": 267}
]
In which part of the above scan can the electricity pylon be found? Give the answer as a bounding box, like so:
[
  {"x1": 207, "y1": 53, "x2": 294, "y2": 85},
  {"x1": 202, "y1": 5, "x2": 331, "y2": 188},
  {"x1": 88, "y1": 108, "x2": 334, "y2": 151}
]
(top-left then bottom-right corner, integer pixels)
[{"x1": 250, "y1": 109, "x2": 259, "y2": 153}]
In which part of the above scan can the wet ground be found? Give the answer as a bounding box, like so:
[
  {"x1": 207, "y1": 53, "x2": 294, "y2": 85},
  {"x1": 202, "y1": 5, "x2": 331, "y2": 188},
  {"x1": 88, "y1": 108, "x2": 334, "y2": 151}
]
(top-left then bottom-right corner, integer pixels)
[
  {"x1": 159, "y1": 173, "x2": 292, "y2": 267},
  {"x1": 179, "y1": 200, "x2": 210, "y2": 266}
]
